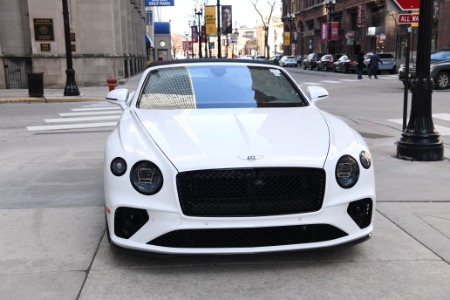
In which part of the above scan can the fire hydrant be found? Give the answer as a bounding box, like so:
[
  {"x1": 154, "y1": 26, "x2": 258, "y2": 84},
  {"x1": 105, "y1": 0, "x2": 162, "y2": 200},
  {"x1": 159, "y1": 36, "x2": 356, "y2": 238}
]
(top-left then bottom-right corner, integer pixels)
[{"x1": 106, "y1": 77, "x2": 117, "y2": 91}]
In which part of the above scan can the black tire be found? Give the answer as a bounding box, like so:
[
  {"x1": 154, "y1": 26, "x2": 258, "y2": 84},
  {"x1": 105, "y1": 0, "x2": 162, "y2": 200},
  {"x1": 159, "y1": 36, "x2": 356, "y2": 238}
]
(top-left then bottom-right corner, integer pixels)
[
  {"x1": 434, "y1": 71, "x2": 450, "y2": 89},
  {"x1": 343, "y1": 65, "x2": 348, "y2": 73}
]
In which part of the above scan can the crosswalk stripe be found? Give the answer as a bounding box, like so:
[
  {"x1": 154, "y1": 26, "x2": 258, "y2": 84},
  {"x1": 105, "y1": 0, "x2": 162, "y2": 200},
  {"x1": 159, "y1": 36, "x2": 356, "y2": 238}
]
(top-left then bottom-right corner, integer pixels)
[
  {"x1": 27, "y1": 122, "x2": 117, "y2": 131},
  {"x1": 60, "y1": 111, "x2": 122, "y2": 117},
  {"x1": 45, "y1": 115, "x2": 120, "y2": 123},
  {"x1": 71, "y1": 107, "x2": 120, "y2": 111},
  {"x1": 388, "y1": 118, "x2": 450, "y2": 136},
  {"x1": 433, "y1": 113, "x2": 450, "y2": 122},
  {"x1": 302, "y1": 82, "x2": 323, "y2": 85},
  {"x1": 320, "y1": 80, "x2": 341, "y2": 83}
]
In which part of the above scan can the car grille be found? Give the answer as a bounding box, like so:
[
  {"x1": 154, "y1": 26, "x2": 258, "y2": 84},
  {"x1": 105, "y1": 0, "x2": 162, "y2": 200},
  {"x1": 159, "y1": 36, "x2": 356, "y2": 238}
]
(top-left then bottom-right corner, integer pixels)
[
  {"x1": 148, "y1": 224, "x2": 347, "y2": 248},
  {"x1": 176, "y1": 168, "x2": 325, "y2": 217}
]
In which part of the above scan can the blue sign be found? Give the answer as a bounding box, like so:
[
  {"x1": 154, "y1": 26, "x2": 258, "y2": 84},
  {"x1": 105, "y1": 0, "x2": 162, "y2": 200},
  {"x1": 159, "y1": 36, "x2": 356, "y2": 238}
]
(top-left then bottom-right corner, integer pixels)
[{"x1": 145, "y1": 0, "x2": 174, "y2": 6}]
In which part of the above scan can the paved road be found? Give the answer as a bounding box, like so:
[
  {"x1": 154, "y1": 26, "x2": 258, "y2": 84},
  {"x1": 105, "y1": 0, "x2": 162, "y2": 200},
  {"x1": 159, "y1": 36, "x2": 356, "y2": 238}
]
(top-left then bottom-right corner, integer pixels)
[{"x1": 0, "y1": 69, "x2": 449, "y2": 299}]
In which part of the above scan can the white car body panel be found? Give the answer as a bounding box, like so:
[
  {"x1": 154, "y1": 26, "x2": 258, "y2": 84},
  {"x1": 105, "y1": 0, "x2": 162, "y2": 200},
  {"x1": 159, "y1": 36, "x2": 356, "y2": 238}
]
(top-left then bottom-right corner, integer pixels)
[{"x1": 135, "y1": 108, "x2": 330, "y2": 171}]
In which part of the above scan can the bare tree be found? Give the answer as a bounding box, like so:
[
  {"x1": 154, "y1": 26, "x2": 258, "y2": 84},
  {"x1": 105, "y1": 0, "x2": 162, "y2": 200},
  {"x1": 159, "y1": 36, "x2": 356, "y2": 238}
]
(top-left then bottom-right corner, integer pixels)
[{"x1": 249, "y1": 0, "x2": 277, "y2": 58}]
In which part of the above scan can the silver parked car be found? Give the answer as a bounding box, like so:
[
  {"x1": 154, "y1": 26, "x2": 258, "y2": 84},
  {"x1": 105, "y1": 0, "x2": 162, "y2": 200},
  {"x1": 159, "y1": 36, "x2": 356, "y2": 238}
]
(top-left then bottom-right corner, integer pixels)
[
  {"x1": 363, "y1": 52, "x2": 397, "y2": 74},
  {"x1": 279, "y1": 56, "x2": 297, "y2": 67}
]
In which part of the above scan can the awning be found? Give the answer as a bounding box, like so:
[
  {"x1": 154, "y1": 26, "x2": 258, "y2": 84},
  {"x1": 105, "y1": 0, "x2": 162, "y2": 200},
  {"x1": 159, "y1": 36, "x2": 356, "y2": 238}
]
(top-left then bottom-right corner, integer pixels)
[{"x1": 145, "y1": 34, "x2": 153, "y2": 47}]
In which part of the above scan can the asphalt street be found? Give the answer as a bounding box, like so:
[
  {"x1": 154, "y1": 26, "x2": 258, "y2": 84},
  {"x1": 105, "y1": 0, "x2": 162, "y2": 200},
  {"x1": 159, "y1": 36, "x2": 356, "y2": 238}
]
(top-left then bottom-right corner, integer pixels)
[{"x1": 0, "y1": 68, "x2": 449, "y2": 299}]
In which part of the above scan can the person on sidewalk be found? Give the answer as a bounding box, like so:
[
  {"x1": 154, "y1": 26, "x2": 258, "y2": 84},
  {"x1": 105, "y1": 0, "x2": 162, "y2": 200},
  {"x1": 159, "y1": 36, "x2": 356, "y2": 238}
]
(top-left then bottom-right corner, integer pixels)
[
  {"x1": 368, "y1": 52, "x2": 382, "y2": 79},
  {"x1": 356, "y1": 52, "x2": 364, "y2": 79}
]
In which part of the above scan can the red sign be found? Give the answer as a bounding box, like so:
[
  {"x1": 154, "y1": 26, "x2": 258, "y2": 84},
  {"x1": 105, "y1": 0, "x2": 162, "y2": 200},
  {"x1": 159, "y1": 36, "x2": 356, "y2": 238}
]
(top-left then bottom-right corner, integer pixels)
[
  {"x1": 398, "y1": 14, "x2": 419, "y2": 24},
  {"x1": 393, "y1": 0, "x2": 420, "y2": 11}
]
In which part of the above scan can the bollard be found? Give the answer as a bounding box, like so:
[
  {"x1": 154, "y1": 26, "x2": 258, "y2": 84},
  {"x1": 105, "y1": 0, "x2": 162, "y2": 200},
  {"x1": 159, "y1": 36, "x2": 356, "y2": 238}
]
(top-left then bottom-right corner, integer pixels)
[{"x1": 106, "y1": 77, "x2": 117, "y2": 91}]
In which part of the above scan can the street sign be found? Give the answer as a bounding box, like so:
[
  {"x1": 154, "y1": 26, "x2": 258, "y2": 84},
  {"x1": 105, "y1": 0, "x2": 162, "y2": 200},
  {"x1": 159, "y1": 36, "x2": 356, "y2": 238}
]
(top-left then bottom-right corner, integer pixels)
[
  {"x1": 393, "y1": 0, "x2": 420, "y2": 11},
  {"x1": 398, "y1": 14, "x2": 419, "y2": 24}
]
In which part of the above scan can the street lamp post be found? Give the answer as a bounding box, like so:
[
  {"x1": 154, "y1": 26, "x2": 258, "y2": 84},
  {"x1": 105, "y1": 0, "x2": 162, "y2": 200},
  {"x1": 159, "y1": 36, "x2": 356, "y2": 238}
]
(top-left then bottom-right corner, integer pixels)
[
  {"x1": 217, "y1": 0, "x2": 221, "y2": 58},
  {"x1": 325, "y1": 0, "x2": 336, "y2": 54},
  {"x1": 397, "y1": 0, "x2": 443, "y2": 161},
  {"x1": 195, "y1": 7, "x2": 203, "y2": 58},
  {"x1": 62, "y1": 0, "x2": 79, "y2": 96},
  {"x1": 287, "y1": 13, "x2": 294, "y2": 56}
]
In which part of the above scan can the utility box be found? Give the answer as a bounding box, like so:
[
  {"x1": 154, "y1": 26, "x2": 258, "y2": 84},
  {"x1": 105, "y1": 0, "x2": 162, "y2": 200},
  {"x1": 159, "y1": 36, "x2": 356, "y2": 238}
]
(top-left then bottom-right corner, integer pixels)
[{"x1": 28, "y1": 72, "x2": 44, "y2": 97}]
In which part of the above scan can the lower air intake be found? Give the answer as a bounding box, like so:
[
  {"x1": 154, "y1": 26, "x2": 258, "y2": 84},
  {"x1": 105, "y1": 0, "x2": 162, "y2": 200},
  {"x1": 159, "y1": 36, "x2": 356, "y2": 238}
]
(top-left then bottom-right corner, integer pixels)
[{"x1": 148, "y1": 224, "x2": 347, "y2": 248}]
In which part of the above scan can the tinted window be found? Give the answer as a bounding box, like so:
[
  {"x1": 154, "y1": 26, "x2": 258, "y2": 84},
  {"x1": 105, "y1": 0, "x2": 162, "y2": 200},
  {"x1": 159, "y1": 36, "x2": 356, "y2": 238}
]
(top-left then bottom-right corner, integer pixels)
[
  {"x1": 138, "y1": 65, "x2": 308, "y2": 109},
  {"x1": 431, "y1": 51, "x2": 450, "y2": 60}
]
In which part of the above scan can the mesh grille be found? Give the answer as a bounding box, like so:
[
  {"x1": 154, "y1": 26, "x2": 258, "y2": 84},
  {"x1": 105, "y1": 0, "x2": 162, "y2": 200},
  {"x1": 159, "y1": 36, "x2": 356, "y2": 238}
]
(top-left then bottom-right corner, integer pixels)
[
  {"x1": 148, "y1": 224, "x2": 347, "y2": 248},
  {"x1": 139, "y1": 67, "x2": 195, "y2": 109},
  {"x1": 176, "y1": 168, "x2": 325, "y2": 217}
]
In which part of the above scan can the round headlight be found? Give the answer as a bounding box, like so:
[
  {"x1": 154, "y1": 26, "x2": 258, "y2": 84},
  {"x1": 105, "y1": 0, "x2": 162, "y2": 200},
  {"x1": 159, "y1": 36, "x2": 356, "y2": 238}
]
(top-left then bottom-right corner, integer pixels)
[
  {"x1": 110, "y1": 157, "x2": 127, "y2": 176},
  {"x1": 359, "y1": 151, "x2": 372, "y2": 169},
  {"x1": 130, "y1": 161, "x2": 163, "y2": 195},
  {"x1": 336, "y1": 155, "x2": 360, "y2": 189}
]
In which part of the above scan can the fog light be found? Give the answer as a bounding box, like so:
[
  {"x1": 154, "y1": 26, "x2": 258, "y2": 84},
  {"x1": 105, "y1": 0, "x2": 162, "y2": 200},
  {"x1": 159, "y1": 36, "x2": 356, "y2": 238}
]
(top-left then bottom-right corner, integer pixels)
[
  {"x1": 347, "y1": 199, "x2": 372, "y2": 229},
  {"x1": 114, "y1": 207, "x2": 149, "y2": 239}
]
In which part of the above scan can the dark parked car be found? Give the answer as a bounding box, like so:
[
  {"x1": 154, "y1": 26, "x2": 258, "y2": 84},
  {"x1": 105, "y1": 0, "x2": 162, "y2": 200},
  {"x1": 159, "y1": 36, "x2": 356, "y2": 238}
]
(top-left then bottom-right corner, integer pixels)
[
  {"x1": 303, "y1": 53, "x2": 323, "y2": 70},
  {"x1": 333, "y1": 55, "x2": 358, "y2": 73},
  {"x1": 317, "y1": 54, "x2": 342, "y2": 71},
  {"x1": 398, "y1": 49, "x2": 450, "y2": 89},
  {"x1": 270, "y1": 54, "x2": 282, "y2": 65},
  {"x1": 363, "y1": 52, "x2": 397, "y2": 74}
]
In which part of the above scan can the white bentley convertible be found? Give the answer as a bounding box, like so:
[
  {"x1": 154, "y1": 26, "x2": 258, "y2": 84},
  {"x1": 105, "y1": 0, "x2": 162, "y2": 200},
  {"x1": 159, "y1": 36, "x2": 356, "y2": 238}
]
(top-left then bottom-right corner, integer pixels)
[{"x1": 104, "y1": 59, "x2": 375, "y2": 255}]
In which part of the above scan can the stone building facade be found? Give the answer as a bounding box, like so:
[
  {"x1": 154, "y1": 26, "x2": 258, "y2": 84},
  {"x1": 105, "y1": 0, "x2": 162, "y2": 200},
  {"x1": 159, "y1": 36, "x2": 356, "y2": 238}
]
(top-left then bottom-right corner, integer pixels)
[
  {"x1": 0, "y1": 0, "x2": 147, "y2": 89},
  {"x1": 282, "y1": 0, "x2": 450, "y2": 60}
]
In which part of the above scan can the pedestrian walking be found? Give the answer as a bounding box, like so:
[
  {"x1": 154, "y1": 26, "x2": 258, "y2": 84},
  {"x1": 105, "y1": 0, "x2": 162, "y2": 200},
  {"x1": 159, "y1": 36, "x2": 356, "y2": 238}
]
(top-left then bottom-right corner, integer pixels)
[
  {"x1": 356, "y1": 52, "x2": 364, "y2": 79},
  {"x1": 368, "y1": 53, "x2": 382, "y2": 79},
  {"x1": 296, "y1": 54, "x2": 302, "y2": 67}
]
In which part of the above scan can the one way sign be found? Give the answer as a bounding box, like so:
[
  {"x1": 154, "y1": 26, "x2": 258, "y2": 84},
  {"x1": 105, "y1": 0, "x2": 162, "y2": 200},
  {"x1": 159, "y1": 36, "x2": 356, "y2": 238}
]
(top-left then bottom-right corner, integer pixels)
[{"x1": 398, "y1": 14, "x2": 419, "y2": 24}]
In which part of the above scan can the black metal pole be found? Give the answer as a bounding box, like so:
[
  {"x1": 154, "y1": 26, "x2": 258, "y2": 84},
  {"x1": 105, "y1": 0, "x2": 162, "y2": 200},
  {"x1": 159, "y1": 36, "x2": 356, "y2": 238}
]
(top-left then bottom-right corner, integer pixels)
[
  {"x1": 397, "y1": 0, "x2": 443, "y2": 161},
  {"x1": 327, "y1": 11, "x2": 331, "y2": 53},
  {"x1": 217, "y1": 0, "x2": 221, "y2": 58},
  {"x1": 62, "y1": 0, "x2": 79, "y2": 96},
  {"x1": 402, "y1": 28, "x2": 411, "y2": 132},
  {"x1": 195, "y1": 9, "x2": 203, "y2": 58}
]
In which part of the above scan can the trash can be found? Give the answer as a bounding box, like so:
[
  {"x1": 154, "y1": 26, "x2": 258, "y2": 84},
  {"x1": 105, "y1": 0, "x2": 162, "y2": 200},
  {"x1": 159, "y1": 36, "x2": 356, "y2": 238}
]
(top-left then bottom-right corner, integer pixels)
[{"x1": 28, "y1": 72, "x2": 44, "y2": 97}]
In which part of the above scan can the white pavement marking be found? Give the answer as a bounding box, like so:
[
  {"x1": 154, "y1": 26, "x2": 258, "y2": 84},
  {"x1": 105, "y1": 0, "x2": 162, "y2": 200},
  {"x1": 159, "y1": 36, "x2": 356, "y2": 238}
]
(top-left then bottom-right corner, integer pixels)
[
  {"x1": 71, "y1": 107, "x2": 120, "y2": 111},
  {"x1": 340, "y1": 79, "x2": 361, "y2": 82},
  {"x1": 320, "y1": 80, "x2": 341, "y2": 84},
  {"x1": 45, "y1": 115, "x2": 121, "y2": 123},
  {"x1": 433, "y1": 113, "x2": 450, "y2": 122},
  {"x1": 60, "y1": 111, "x2": 122, "y2": 117},
  {"x1": 27, "y1": 122, "x2": 117, "y2": 131},
  {"x1": 388, "y1": 118, "x2": 450, "y2": 136},
  {"x1": 301, "y1": 82, "x2": 323, "y2": 85}
]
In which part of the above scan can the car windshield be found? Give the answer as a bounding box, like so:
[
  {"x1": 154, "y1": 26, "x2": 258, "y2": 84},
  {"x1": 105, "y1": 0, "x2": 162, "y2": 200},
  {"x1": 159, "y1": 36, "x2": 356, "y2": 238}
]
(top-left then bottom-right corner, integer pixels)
[
  {"x1": 431, "y1": 51, "x2": 450, "y2": 61},
  {"x1": 137, "y1": 65, "x2": 307, "y2": 109}
]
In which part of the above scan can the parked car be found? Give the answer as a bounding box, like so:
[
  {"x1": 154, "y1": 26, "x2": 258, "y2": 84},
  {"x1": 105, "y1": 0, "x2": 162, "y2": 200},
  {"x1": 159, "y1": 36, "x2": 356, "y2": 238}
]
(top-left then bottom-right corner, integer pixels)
[
  {"x1": 270, "y1": 54, "x2": 282, "y2": 65},
  {"x1": 398, "y1": 48, "x2": 450, "y2": 89},
  {"x1": 303, "y1": 53, "x2": 323, "y2": 70},
  {"x1": 254, "y1": 55, "x2": 267, "y2": 61},
  {"x1": 333, "y1": 55, "x2": 358, "y2": 73},
  {"x1": 317, "y1": 54, "x2": 342, "y2": 71},
  {"x1": 363, "y1": 52, "x2": 397, "y2": 74},
  {"x1": 279, "y1": 55, "x2": 297, "y2": 67},
  {"x1": 104, "y1": 59, "x2": 375, "y2": 255}
]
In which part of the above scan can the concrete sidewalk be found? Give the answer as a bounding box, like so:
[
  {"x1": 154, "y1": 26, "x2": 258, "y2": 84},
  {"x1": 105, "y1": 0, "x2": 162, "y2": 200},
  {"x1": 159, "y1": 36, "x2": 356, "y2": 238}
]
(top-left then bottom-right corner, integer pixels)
[{"x1": 0, "y1": 75, "x2": 141, "y2": 103}]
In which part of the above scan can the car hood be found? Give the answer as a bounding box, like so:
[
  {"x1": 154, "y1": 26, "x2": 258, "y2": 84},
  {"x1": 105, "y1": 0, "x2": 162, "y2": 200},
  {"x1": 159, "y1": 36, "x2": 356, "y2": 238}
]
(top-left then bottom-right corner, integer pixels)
[{"x1": 134, "y1": 108, "x2": 330, "y2": 171}]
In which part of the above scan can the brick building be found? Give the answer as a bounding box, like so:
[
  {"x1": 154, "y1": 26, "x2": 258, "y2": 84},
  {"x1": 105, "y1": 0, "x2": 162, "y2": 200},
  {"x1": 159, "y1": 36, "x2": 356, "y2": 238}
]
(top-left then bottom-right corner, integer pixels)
[{"x1": 282, "y1": 0, "x2": 450, "y2": 60}]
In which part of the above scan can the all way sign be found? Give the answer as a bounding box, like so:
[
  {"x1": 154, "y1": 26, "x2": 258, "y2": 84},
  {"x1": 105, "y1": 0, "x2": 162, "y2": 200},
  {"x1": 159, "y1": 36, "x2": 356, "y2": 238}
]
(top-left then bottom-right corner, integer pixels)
[{"x1": 398, "y1": 14, "x2": 419, "y2": 24}]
